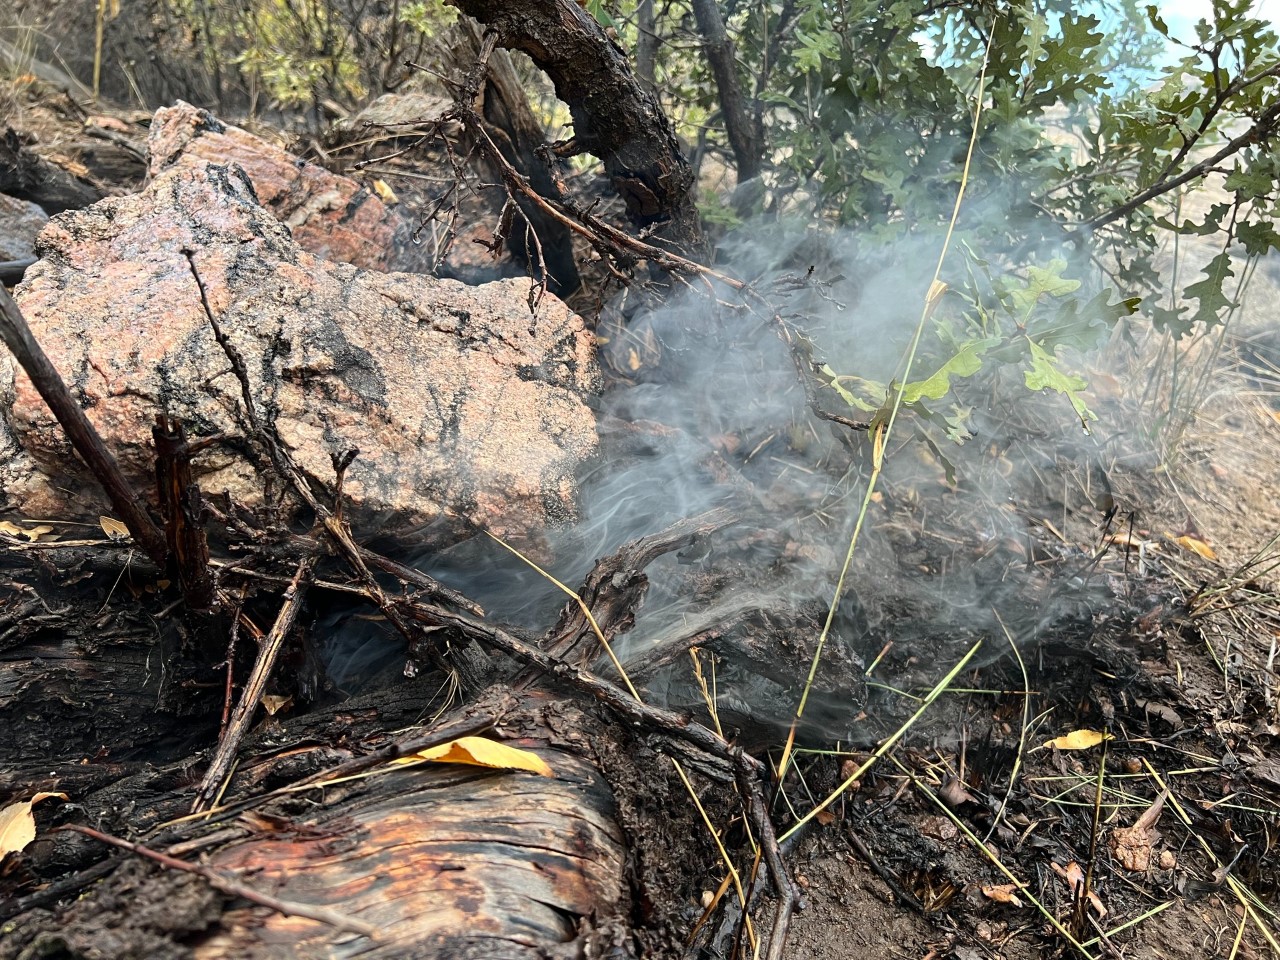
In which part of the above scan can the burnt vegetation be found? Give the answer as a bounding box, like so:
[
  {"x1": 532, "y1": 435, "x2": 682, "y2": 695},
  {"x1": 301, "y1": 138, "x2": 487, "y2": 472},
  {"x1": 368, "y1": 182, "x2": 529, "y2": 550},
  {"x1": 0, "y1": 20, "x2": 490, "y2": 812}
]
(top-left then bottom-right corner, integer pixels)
[{"x1": 2, "y1": 1, "x2": 1280, "y2": 959}]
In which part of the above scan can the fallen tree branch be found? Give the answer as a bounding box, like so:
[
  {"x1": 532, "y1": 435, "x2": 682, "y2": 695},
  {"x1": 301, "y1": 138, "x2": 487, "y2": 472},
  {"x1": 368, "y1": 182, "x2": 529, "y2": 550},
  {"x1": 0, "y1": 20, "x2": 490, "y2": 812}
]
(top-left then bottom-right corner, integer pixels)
[
  {"x1": 517, "y1": 506, "x2": 737, "y2": 682},
  {"x1": 0, "y1": 284, "x2": 168, "y2": 565}
]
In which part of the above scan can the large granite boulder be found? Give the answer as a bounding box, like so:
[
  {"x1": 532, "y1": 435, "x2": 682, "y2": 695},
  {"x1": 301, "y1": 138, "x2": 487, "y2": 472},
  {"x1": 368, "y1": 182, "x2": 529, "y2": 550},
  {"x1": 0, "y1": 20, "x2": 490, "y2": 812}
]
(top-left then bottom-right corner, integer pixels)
[
  {"x1": 1, "y1": 160, "x2": 599, "y2": 542},
  {"x1": 148, "y1": 101, "x2": 434, "y2": 275}
]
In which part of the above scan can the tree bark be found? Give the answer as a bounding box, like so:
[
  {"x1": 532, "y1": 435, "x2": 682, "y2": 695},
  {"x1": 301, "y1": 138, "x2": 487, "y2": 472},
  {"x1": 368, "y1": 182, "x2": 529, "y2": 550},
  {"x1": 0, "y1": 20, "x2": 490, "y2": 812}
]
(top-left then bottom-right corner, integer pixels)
[
  {"x1": 690, "y1": 0, "x2": 762, "y2": 182},
  {"x1": 448, "y1": 0, "x2": 707, "y2": 262},
  {"x1": 635, "y1": 0, "x2": 658, "y2": 93},
  {"x1": 454, "y1": 19, "x2": 582, "y2": 296}
]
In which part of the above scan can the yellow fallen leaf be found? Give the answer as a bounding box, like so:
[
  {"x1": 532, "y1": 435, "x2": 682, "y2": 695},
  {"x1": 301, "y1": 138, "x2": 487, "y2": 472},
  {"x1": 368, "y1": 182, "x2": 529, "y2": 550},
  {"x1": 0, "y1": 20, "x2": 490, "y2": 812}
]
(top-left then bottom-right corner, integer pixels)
[
  {"x1": 100, "y1": 516, "x2": 130, "y2": 541},
  {"x1": 393, "y1": 736, "x2": 553, "y2": 777},
  {"x1": 371, "y1": 178, "x2": 399, "y2": 205},
  {"x1": 1169, "y1": 534, "x2": 1217, "y2": 561},
  {"x1": 0, "y1": 792, "x2": 68, "y2": 859},
  {"x1": 261, "y1": 694, "x2": 293, "y2": 715},
  {"x1": 1042, "y1": 729, "x2": 1112, "y2": 751},
  {"x1": 0, "y1": 521, "x2": 54, "y2": 541}
]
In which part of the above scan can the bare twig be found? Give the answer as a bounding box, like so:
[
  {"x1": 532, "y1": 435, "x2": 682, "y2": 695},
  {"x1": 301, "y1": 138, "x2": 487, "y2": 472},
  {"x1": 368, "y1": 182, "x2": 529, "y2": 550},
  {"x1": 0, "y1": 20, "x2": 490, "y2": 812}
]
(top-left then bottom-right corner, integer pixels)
[
  {"x1": 0, "y1": 284, "x2": 168, "y2": 565},
  {"x1": 59, "y1": 823, "x2": 377, "y2": 938}
]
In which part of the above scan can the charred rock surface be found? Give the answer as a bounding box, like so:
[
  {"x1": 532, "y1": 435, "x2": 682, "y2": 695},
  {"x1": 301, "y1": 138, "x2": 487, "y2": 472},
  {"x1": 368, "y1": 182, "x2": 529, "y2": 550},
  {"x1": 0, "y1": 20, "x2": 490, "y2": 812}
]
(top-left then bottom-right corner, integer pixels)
[{"x1": 1, "y1": 160, "x2": 600, "y2": 541}]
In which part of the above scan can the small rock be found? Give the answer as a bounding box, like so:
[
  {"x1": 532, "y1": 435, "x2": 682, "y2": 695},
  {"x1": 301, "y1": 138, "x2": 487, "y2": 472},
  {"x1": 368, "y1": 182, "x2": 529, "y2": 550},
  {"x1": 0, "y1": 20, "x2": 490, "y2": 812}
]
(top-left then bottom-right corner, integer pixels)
[{"x1": 0, "y1": 192, "x2": 49, "y2": 261}]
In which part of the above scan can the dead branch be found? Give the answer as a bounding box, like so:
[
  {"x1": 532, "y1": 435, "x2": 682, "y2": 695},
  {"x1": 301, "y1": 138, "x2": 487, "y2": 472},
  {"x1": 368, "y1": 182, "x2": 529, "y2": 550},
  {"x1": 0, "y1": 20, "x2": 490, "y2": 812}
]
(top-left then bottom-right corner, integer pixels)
[
  {"x1": 153, "y1": 416, "x2": 217, "y2": 612},
  {"x1": 194, "y1": 556, "x2": 315, "y2": 812},
  {"x1": 447, "y1": 0, "x2": 706, "y2": 260},
  {"x1": 0, "y1": 284, "x2": 168, "y2": 565},
  {"x1": 517, "y1": 507, "x2": 737, "y2": 684},
  {"x1": 58, "y1": 824, "x2": 378, "y2": 939}
]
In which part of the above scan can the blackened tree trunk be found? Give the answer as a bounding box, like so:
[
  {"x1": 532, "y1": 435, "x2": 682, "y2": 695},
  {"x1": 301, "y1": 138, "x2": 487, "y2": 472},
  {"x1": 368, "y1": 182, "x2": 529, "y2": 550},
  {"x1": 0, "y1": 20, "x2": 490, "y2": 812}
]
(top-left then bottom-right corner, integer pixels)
[
  {"x1": 690, "y1": 0, "x2": 763, "y2": 182},
  {"x1": 448, "y1": 0, "x2": 707, "y2": 262},
  {"x1": 455, "y1": 19, "x2": 583, "y2": 296}
]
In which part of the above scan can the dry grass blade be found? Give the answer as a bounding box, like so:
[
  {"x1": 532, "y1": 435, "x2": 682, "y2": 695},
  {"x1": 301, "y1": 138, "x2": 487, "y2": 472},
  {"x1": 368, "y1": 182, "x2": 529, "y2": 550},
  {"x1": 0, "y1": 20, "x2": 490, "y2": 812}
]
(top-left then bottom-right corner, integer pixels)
[{"x1": 777, "y1": 29, "x2": 996, "y2": 782}]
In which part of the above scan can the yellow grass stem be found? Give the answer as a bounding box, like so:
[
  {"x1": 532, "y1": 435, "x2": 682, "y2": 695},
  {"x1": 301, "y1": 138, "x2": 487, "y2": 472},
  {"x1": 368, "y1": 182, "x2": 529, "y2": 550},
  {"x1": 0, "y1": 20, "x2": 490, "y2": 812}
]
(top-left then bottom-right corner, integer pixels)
[
  {"x1": 671, "y1": 759, "x2": 759, "y2": 959},
  {"x1": 779, "y1": 639, "x2": 983, "y2": 842},
  {"x1": 776, "y1": 29, "x2": 996, "y2": 783}
]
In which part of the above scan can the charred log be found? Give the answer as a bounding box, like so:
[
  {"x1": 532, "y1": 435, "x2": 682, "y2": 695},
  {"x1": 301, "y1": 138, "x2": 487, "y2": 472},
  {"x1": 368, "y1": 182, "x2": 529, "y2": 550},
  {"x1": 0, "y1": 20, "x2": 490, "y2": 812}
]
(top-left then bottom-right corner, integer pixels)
[
  {"x1": 0, "y1": 128, "x2": 102, "y2": 215},
  {"x1": 455, "y1": 19, "x2": 583, "y2": 297},
  {"x1": 448, "y1": 0, "x2": 707, "y2": 262}
]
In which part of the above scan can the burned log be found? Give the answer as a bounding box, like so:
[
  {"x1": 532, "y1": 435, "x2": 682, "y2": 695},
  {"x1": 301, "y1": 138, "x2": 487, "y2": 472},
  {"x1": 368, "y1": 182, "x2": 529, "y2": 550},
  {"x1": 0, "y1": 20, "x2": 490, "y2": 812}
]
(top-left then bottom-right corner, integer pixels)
[
  {"x1": 448, "y1": 0, "x2": 706, "y2": 262},
  {"x1": 0, "y1": 127, "x2": 102, "y2": 215}
]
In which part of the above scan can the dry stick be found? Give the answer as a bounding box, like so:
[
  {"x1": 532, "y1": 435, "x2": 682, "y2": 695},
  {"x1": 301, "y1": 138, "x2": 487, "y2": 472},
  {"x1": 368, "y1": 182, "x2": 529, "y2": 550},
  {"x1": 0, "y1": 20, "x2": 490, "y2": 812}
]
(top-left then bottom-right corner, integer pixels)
[
  {"x1": 0, "y1": 285, "x2": 168, "y2": 565},
  {"x1": 193, "y1": 556, "x2": 315, "y2": 812},
  {"x1": 59, "y1": 823, "x2": 378, "y2": 939}
]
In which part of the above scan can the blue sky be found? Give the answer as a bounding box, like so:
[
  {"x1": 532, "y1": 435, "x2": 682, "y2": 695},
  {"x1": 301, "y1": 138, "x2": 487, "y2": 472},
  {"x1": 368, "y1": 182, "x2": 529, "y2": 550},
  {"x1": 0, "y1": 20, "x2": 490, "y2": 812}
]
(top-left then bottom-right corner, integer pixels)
[{"x1": 1158, "y1": 0, "x2": 1276, "y2": 42}]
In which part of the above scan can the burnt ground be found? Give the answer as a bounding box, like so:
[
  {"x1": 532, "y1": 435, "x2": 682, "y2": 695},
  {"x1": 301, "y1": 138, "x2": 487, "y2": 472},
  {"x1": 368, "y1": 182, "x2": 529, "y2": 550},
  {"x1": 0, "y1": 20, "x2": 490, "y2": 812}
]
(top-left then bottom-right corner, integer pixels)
[
  {"x1": 2, "y1": 76, "x2": 1279, "y2": 960},
  {"x1": 778, "y1": 354, "x2": 1280, "y2": 960}
]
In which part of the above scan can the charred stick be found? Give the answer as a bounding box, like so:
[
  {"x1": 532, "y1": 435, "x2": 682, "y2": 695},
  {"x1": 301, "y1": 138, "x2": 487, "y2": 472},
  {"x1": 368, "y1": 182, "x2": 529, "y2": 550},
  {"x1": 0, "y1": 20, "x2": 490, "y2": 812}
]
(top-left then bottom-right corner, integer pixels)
[
  {"x1": 289, "y1": 689, "x2": 516, "y2": 789},
  {"x1": 183, "y1": 250, "x2": 320, "y2": 509},
  {"x1": 0, "y1": 285, "x2": 168, "y2": 565},
  {"x1": 185, "y1": 253, "x2": 444, "y2": 658},
  {"x1": 0, "y1": 256, "x2": 36, "y2": 286},
  {"x1": 193, "y1": 556, "x2": 315, "y2": 813},
  {"x1": 357, "y1": 547, "x2": 483, "y2": 616},
  {"x1": 58, "y1": 823, "x2": 378, "y2": 939},
  {"x1": 518, "y1": 507, "x2": 736, "y2": 684},
  {"x1": 153, "y1": 416, "x2": 217, "y2": 611}
]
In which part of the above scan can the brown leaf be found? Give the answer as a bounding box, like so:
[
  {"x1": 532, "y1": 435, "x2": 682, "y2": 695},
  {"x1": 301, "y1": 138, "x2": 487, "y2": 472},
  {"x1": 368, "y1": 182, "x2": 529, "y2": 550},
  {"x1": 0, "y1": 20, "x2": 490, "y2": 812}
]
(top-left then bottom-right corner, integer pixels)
[
  {"x1": 1051, "y1": 861, "x2": 1107, "y2": 917},
  {"x1": 99, "y1": 516, "x2": 130, "y2": 541},
  {"x1": 939, "y1": 778, "x2": 977, "y2": 809},
  {"x1": 261, "y1": 695, "x2": 293, "y2": 716},
  {"x1": 982, "y1": 883, "x2": 1025, "y2": 907}
]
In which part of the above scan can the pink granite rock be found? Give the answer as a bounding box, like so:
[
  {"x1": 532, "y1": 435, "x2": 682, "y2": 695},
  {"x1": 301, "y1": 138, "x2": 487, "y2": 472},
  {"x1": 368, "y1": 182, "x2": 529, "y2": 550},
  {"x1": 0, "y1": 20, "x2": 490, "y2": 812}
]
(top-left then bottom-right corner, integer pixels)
[
  {"x1": 1, "y1": 161, "x2": 599, "y2": 542},
  {"x1": 148, "y1": 101, "x2": 432, "y2": 274}
]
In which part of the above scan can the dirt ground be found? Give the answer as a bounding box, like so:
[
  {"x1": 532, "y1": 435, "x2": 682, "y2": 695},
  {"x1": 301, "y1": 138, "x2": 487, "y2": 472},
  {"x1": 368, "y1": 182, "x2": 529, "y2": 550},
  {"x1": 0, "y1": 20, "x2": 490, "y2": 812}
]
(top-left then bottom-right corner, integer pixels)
[{"x1": 779, "y1": 341, "x2": 1280, "y2": 960}]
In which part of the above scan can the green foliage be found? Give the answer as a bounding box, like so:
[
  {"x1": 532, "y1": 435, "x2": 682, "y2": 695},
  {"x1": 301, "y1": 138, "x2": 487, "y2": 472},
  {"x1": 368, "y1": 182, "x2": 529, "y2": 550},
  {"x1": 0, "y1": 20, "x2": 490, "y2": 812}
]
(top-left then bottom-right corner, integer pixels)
[
  {"x1": 163, "y1": 0, "x2": 457, "y2": 111},
  {"x1": 611, "y1": 0, "x2": 1280, "y2": 435}
]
